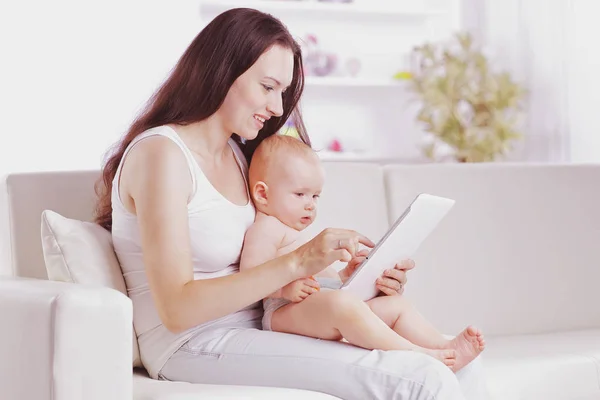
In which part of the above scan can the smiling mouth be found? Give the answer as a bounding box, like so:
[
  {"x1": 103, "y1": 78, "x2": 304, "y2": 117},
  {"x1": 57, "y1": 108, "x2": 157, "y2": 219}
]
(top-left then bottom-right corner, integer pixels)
[{"x1": 254, "y1": 115, "x2": 266, "y2": 123}]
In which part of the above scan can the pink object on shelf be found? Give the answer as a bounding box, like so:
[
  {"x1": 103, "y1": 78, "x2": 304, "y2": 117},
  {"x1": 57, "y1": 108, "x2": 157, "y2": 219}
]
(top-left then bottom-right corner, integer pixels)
[{"x1": 328, "y1": 139, "x2": 343, "y2": 152}]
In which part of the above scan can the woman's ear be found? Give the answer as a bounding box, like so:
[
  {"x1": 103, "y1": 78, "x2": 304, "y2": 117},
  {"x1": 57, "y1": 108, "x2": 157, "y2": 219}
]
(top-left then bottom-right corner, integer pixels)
[{"x1": 252, "y1": 181, "x2": 269, "y2": 206}]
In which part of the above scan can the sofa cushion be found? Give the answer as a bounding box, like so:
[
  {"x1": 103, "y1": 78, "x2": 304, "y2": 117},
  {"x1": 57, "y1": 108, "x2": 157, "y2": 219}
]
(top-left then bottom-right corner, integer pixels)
[
  {"x1": 383, "y1": 164, "x2": 600, "y2": 337},
  {"x1": 133, "y1": 368, "x2": 341, "y2": 399},
  {"x1": 484, "y1": 329, "x2": 600, "y2": 400},
  {"x1": 40, "y1": 209, "x2": 142, "y2": 368},
  {"x1": 2, "y1": 170, "x2": 101, "y2": 280}
]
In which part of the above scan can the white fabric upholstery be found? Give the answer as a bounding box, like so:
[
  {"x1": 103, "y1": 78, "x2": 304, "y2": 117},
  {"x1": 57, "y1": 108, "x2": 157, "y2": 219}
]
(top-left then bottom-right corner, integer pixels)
[
  {"x1": 0, "y1": 175, "x2": 12, "y2": 276},
  {"x1": 383, "y1": 163, "x2": 600, "y2": 337},
  {"x1": 304, "y1": 162, "x2": 389, "y2": 241},
  {"x1": 40, "y1": 209, "x2": 142, "y2": 367},
  {"x1": 0, "y1": 277, "x2": 132, "y2": 400},
  {"x1": 484, "y1": 329, "x2": 600, "y2": 400},
  {"x1": 133, "y1": 369, "x2": 340, "y2": 399},
  {"x1": 0, "y1": 170, "x2": 100, "y2": 279},
  {"x1": 1, "y1": 163, "x2": 600, "y2": 400},
  {"x1": 302, "y1": 162, "x2": 389, "y2": 270}
]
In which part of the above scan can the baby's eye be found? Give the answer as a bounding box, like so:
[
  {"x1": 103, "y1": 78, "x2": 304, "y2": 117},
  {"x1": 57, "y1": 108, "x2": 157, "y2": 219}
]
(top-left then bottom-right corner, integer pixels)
[
  {"x1": 313, "y1": 194, "x2": 320, "y2": 199},
  {"x1": 262, "y1": 84, "x2": 274, "y2": 92},
  {"x1": 295, "y1": 192, "x2": 305, "y2": 197}
]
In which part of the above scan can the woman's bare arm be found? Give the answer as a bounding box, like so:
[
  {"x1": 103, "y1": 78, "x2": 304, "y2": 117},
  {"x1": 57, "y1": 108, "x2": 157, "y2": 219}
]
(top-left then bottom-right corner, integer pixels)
[{"x1": 123, "y1": 137, "x2": 298, "y2": 333}]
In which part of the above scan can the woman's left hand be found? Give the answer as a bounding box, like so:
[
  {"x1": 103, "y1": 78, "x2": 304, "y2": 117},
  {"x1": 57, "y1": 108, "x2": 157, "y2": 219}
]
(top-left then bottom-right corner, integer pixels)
[{"x1": 376, "y1": 259, "x2": 416, "y2": 296}]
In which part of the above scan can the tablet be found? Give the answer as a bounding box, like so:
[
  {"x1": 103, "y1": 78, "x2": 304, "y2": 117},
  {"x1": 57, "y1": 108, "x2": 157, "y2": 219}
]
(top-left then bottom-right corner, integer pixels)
[{"x1": 340, "y1": 193, "x2": 455, "y2": 301}]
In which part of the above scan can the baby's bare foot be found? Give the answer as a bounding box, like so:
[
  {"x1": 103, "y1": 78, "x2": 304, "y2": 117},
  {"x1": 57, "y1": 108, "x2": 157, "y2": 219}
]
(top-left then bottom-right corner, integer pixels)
[
  {"x1": 418, "y1": 348, "x2": 457, "y2": 369},
  {"x1": 447, "y1": 326, "x2": 485, "y2": 372}
]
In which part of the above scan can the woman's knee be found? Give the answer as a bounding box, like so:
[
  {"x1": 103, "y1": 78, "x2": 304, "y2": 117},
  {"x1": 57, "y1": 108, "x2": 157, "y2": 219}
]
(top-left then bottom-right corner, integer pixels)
[
  {"x1": 415, "y1": 357, "x2": 463, "y2": 399},
  {"x1": 385, "y1": 353, "x2": 464, "y2": 400}
]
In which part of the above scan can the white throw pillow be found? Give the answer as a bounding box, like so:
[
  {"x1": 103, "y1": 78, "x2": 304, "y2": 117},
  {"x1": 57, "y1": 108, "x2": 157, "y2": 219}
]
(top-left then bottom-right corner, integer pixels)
[{"x1": 40, "y1": 209, "x2": 142, "y2": 368}]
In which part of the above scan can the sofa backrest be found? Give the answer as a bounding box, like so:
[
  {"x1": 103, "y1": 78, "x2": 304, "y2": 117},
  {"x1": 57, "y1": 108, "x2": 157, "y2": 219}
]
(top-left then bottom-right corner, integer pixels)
[
  {"x1": 302, "y1": 162, "x2": 390, "y2": 249},
  {"x1": 0, "y1": 163, "x2": 390, "y2": 280},
  {"x1": 2, "y1": 162, "x2": 599, "y2": 337},
  {"x1": 0, "y1": 170, "x2": 101, "y2": 278},
  {"x1": 384, "y1": 163, "x2": 600, "y2": 336}
]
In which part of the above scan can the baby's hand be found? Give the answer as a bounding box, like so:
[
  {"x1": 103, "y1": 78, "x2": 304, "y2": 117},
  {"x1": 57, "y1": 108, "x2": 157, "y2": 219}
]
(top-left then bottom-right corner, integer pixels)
[{"x1": 281, "y1": 277, "x2": 320, "y2": 303}]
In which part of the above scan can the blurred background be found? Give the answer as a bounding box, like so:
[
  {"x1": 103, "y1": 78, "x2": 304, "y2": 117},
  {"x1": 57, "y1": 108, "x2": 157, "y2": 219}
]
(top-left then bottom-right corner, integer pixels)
[{"x1": 1, "y1": 0, "x2": 598, "y2": 175}]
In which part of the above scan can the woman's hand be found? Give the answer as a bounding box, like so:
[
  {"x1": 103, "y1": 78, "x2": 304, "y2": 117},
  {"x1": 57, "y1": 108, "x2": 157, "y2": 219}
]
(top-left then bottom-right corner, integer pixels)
[
  {"x1": 376, "y1": 259, "x2": 416, "y2": 296},
  {"x1": 338, "y1": 249, "x2": 370, "y2": 283},
  {"x1": 290, "y1": 228, "x2": 375, "y2": 279}
]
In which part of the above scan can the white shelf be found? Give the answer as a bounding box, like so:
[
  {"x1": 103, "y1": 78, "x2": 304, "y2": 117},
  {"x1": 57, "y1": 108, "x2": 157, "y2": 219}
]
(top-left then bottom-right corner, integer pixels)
[
  {"x1": 305, "y1": 76, "x2": 406, "y2": 88},
  {"x1": 200, "y1": 1, "x2": 443, "y2": 19},
  {"x1": 316, "y1": 151, "x2": 420, "y2": 163},
  {"x1": 317, "y1": 151, "x2": 381, "y2": 161}
]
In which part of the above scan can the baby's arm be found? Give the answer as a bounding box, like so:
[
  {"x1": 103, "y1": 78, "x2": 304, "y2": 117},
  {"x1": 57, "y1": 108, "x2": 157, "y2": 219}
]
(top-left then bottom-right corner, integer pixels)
[{"x1": 240, "y1": 216, "x2": 287, "y2": 298}]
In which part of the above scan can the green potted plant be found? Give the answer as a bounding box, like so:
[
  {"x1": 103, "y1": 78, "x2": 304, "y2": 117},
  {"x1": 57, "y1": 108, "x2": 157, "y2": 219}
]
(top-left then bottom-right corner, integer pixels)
[{"x1": 395, "y1": 32, "x2": 527, "y2": 163}]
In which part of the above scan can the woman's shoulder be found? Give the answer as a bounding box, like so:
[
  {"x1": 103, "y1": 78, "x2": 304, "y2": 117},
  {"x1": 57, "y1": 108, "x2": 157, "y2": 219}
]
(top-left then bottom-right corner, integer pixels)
[
  {"x1": 125, "y1": 125, "x2": 188, "y2": 160},
  {"x1": 127, "y1": 131, "x2": 185, "y2": 166},
  {"x1": 119, "y1": 128, "x2": 192, "y2": 190},
  {"x1": 131, "y1": 125, "x2": 179, "y2": 147},
  {"x1": 113, "y1": 126, "x2": 194, "y2": 218}
]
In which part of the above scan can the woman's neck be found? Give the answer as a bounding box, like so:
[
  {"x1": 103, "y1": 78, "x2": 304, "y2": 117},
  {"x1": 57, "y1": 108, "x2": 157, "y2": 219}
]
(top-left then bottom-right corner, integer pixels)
[{"x1": 173, "y1": 115, "x2": 231, "y2": 163}]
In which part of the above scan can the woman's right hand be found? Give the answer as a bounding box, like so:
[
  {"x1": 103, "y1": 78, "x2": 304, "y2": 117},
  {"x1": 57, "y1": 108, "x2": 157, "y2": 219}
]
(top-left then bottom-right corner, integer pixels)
[{"x1": 290, "y1": 228, "x2": 375, "y2": 279}]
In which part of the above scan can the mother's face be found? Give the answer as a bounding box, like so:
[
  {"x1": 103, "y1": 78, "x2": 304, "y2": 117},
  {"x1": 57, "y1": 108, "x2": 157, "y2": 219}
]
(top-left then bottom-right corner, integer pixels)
[{"x1": 219, "y1": 45, "x2": 294, "y2": 140}]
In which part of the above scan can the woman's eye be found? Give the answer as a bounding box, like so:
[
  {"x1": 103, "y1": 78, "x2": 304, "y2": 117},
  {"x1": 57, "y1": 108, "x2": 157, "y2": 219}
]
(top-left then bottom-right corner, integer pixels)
[{"x1": 262, "y1": 84, "x2": 274, "y2": 92}]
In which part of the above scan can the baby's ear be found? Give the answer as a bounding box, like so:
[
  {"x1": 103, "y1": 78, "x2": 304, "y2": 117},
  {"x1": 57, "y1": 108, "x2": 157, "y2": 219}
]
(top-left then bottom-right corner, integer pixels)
[{"x1": 252, "y1": 181, "x2": 269, "y2": 206}]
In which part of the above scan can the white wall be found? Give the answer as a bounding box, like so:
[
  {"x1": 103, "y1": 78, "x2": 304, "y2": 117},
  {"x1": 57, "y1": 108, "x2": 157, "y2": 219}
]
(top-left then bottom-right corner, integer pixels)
[
  {"x1": 192, "y1": 0, "x2": 460, "y2": 160},
  {"x1": 462, "y1": 0, "x2": 600, "y2": 163},
  {"x1": 0, "y1": 0, "x2": 202, "y2": 174},
  {"x1": 0, "y1": 0, "x2": 462, "y2": 175},
  {"x1": 2, "y1": 0, "x2": 596, "y2": 173},
  {"x1": 568, "y1": 1, "x2": 600, "y2": 163}
]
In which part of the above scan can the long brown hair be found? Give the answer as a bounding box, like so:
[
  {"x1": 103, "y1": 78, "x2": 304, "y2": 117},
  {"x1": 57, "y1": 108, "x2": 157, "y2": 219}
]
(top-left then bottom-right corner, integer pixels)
[{"x1": 95, "y1": 8, "x2": 310, "y2": 231}]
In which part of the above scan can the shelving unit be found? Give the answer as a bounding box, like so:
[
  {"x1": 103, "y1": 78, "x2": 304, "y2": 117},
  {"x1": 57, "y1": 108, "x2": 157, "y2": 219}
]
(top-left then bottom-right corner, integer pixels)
[
  {"x1": 199, "y1": 1, "x2": 444, "y2": 20},
  {"x1": 198, "y1": 0, "x2": 461, "y2": 161},
  {"x1": 304, "y1": 76, "x2": 407, "y2": 88},
  {"x1": 316, "y1": 150, "x2": 421, "y2": 163}
]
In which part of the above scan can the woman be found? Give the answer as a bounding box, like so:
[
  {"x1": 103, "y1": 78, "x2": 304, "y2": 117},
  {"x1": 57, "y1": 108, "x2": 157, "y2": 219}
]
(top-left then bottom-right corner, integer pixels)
[{"x1": 95, "y1": 8, "x2": 489, "y2": 400}]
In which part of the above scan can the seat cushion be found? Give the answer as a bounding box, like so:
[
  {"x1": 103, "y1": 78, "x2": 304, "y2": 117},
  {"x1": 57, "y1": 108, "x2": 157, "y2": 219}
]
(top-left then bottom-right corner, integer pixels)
[
  {"x1": 40, "y1": 209, "x2": 142, "y2": 368},
  {"x1": 133, "y1": 369, "x2": 341, "y2": 399},
  {"x1": 484, "y1": 329, "x2": 600, "y2": 400}
]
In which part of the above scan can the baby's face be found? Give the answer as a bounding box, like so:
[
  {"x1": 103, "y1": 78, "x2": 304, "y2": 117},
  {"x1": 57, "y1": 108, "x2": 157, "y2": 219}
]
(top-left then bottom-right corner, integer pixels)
[{"x1": 268, "y1": 156, "x2": 324, "y2": 231}]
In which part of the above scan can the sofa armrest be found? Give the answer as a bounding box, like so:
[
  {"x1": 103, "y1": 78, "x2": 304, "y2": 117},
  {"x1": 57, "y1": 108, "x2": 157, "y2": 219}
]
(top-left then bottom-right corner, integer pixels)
[{"x1": 0, "y1": 277, "x2": 133, "y2": 400}]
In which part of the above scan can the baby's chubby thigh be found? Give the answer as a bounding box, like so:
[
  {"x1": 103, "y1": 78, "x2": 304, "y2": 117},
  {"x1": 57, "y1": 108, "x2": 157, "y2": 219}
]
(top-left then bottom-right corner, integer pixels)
[{"x1": 271, "y1": 289, "x2": 370, "y2": 340}]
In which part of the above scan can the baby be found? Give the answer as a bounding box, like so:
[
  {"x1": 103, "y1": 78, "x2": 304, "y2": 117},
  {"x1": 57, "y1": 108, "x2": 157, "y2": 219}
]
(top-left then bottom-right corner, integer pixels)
[{"x1": 240, "y1": 134, "x2": 485, "y2": 372}]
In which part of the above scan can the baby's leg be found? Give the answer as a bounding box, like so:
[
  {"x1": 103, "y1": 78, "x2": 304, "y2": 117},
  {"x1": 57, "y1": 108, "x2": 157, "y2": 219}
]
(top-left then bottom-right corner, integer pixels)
[
  {"x1": 271, "y1": 290, "x2": 456, "y2": 367},
  {"x1": 367, "y1": 295, "x2": 449, "y2": 349},
  {"x1": 367, "y1": 296, "x2": 485, "y2": 372}
]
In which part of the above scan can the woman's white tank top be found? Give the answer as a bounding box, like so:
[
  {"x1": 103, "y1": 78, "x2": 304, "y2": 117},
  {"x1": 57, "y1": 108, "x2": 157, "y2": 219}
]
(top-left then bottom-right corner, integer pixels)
[{"x1": 111, "y1": 125, "x2": 260, "y2": 378}]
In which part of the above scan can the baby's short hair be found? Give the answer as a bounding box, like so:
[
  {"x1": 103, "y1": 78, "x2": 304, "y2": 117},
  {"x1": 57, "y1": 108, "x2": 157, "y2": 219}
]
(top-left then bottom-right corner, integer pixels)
[{"x1": 249, "y1": 134, "x2": 317, "y2": 185}]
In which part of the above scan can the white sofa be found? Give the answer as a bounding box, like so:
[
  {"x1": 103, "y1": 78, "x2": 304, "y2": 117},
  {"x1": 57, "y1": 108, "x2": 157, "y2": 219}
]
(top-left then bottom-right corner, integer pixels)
[{"x1": 1, "y1": 162, "x2": 599, "y2": 400}]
